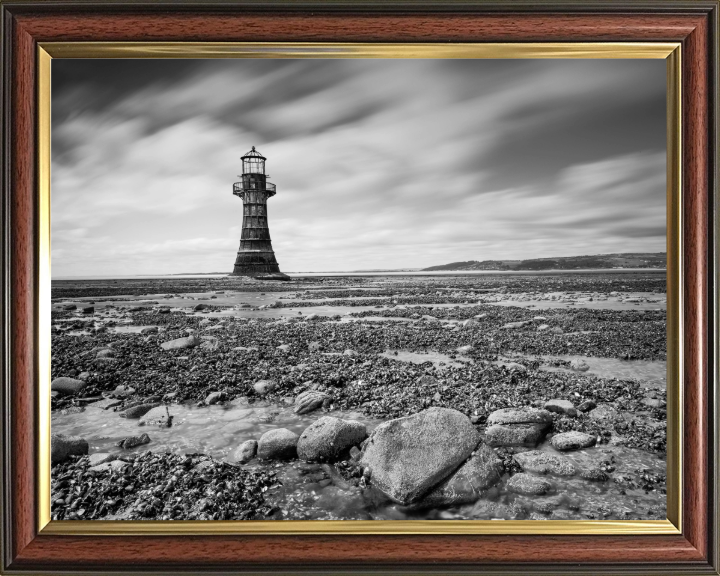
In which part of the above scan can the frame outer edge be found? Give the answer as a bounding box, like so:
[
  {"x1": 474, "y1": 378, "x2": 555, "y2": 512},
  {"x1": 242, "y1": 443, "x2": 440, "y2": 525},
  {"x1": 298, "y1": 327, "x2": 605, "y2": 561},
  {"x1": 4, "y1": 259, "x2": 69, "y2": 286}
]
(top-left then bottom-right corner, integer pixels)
[
  {"x1": 1, "y1": 2, "x2": 11, "y2": 574},
  {"x1": 2, "y1": 3, "x2": 718, "y2": 573}
]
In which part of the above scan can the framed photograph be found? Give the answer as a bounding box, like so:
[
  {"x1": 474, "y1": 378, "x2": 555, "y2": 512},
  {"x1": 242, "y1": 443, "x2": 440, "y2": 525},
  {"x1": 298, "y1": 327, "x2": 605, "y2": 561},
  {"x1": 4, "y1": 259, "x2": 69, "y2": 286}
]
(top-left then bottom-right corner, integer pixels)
[{"x1": 1, "y1": 1, "x2": 717, "y2": 574}]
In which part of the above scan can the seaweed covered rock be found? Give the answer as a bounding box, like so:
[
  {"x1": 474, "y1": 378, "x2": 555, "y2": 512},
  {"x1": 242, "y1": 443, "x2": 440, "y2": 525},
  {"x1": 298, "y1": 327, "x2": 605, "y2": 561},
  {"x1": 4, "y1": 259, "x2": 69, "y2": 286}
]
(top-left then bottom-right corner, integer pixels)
[
  {"x1": 485, "y1": 407, "x2": 553, "y2": 448},
  {"x1": 51, "y1": 434, "x2": 89, "y2": 464},
  {"x1": 297, "y1": 416, "x2": 367, "y2": 462},
  {"x1": 257, "y1": 428, "x2": 299, "y2": 460}
]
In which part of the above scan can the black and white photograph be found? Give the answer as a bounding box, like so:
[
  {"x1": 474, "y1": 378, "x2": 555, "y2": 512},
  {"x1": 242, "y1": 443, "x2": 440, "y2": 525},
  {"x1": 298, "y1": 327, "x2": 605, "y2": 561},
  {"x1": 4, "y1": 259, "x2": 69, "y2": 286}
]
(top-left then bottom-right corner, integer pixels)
[{"x1": 49, "y1": 57, "x2": 668, "y2": 522}]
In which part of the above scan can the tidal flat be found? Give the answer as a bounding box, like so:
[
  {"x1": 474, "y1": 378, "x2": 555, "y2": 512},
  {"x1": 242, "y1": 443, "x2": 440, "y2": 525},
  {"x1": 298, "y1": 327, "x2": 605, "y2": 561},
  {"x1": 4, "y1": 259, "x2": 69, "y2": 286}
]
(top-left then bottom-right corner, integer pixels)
[{"x1": 50, "y1": 271, "x2": 667, "y2": 521}]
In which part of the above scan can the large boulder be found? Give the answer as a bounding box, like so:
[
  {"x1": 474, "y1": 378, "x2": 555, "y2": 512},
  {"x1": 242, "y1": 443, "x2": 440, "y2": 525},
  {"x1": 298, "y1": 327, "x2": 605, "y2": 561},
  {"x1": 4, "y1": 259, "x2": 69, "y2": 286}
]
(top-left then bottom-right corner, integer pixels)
[
  {"x1": 51, "y1": 377, "x2": 86, "y2": 396},
  {"x1": 294, "y1": 390, "x2": 330, "y2": 415},
  {"x1": 512, "y1": 450, "x2": 576, "y2": 476},
  {"x1": 138, "y1": 405, "x2": 172, "y2": 427},
  {"x1": 257, "y1": 428, "x2": 299, "y2": 460},
  {"x1": 420, "y1": 442, "x2": 501, "y2": 506},
  {"x1": 359, "y1": 407, "x2": 480, "y2": 505},
  {"x1": 551, "y1": 431, "x2": 596, "y2": 451},
  {"x1": 160, "y1": 335, "x2": 201, "y2": 351},
  {"x1": 51, "y1": 434, "x2": 88, "y2": 464},
  {"x1": 297, "y1": 416, "x2": 367, "y2": 462},
  {"x1": 485, "y1": 407, "x2": 553, "y2": 448}
]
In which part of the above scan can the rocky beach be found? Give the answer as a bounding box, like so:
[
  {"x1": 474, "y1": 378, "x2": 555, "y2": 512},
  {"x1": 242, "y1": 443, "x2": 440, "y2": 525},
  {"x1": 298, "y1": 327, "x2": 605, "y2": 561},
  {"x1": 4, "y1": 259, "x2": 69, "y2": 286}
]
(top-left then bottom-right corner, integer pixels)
[{"x1": 50, "y1": 271, "x2": 667, "y2": 521}]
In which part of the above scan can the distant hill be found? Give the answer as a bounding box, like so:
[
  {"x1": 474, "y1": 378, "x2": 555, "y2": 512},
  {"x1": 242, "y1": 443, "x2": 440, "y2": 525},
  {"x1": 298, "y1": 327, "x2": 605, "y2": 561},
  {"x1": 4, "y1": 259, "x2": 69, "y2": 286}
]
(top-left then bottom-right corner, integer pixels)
[{"x1": 422, "y1": 253, "x2": 666, "y2": 272}]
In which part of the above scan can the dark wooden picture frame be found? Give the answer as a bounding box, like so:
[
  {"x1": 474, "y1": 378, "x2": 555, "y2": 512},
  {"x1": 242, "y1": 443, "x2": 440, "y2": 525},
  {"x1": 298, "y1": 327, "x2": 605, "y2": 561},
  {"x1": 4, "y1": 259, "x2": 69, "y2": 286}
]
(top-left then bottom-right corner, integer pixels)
[{"x1": 1, "y1": 1, "x2": 718, "y2": 573}]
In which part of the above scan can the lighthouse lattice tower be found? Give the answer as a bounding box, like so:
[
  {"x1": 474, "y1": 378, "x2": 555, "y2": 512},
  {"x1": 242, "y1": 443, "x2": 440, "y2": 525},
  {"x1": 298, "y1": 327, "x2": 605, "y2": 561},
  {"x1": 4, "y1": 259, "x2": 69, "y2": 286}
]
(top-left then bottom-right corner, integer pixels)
[{"x1": 231, "y1": 147, "x2": 288, "y2": 279}]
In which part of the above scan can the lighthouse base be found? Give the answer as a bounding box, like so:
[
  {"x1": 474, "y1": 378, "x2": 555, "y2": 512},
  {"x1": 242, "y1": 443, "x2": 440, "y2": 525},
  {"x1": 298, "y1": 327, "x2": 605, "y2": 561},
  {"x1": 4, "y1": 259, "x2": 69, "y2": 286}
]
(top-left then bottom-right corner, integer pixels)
[{"x1": 231, "y1": 253, "x2": 290, "y2": 280}]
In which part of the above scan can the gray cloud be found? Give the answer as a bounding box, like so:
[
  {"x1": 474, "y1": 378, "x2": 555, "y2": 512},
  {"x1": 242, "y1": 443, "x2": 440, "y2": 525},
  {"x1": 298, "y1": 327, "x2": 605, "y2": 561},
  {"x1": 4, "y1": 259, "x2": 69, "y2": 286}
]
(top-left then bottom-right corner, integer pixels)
[{"x1": 51, "y1": 58, "x2": 666, "y2": 276}]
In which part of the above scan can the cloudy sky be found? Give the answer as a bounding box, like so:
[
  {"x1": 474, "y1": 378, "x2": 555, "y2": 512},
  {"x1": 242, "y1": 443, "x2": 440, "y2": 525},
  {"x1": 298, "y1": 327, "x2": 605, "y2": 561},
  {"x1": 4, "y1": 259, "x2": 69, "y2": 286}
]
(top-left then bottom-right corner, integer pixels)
[{"x1": 51, "y1": 58, "x2": 666, "y2": 277}]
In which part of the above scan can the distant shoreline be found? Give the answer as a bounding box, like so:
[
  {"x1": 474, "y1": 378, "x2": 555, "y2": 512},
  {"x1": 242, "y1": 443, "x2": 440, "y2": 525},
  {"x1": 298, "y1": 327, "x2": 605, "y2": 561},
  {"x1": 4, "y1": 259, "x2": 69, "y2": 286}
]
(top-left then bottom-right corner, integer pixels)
[{"x1": 52, "y1": 268, "x2": 667, "y2": 281}]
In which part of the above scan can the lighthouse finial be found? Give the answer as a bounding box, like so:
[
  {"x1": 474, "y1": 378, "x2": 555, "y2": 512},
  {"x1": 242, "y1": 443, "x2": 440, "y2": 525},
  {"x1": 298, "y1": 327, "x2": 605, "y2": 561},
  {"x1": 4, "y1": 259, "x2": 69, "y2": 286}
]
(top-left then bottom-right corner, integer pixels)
[{"x1": 251, "y1": 146, "x2": 256, "y2": 151}]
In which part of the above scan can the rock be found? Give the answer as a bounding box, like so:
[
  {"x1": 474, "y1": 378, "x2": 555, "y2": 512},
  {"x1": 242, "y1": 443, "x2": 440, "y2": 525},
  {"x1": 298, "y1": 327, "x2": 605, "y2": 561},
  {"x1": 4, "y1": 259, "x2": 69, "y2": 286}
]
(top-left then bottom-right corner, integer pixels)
[
  {"x1": 160, "y1": 335, "x2": 201, "y2": 351},
  {"x1": 87, "y1": 453, "x2": 115, "y2": 466},
  {"x1": 577, "y1": 399, "x2": 597, "y2": 413},
  {"x1": 550, "y1": 327, "x2": 563, "y2": 334},
  {"x1": 580, "y1": 468, "x2": 609, "y2": 482},
  {"x1": 253, "y1": 379, "x2": 277, "y2": 396},
  {"x1": 81, "y1": 306, "x2": 95, "y2": 314},
  {"x1": 88, "y1": 397, "x2": 123, "y2": 410},
  {"x1": 485, "y1": 406, "x2": 553, "y2": 448},
  {"x1": 569, "y1": 359, "x2": 590, "y2": 372},
  {"x1": 51, "y1": 377, "x2": 86, "y2": 395},
  {"x1": 349, "y1": 446, "x2": 362, "y2": 461},
  {"x1": 257, "y1": 428, "x2": 299, "y2": 460},
  {"x1": 461, "y1": 319, "x2": 477, "y2": 328},
  {"x1": 487, "y1": 407, "x2": 553, "y2": 426},
  {"x1": 502, "y1": 321, "x2": 529, "y2": 329},
  {"x1": 589, "y1": 403, "x2": 619, "y2": 421},
  {"x1": 485, "y1": 424, "x2": 547, "y2": 448},
  {"x1": 77, "y1": 371, "x2": 90, "y2": 381},
  {"x1": 551, "y1": 431, "x2": 597, "y2": 451},
  {"x1": 119, "y1": 403, "x2": 159, "y2": 419},
  {"x1": 506, "y1": 473, "x2": 553, "y2": 495},
  {"x1": 234, "y1": 440, "x2": 258, "y2": 463},
  {"x1": 276, "y1": 344, "x2": 290, "y2": 352},
  {"x1": 420, "y1": 442, "x2": 501, "y2": 506},
  {"x1": 140, "y1": 326, "x2": 158, "y2": 334},
  {"x1": 194, "y1": 304, "x2": 210, "y2": 311},
  {"x1": 421, "y1": 315, "x2": 439, "y2": 323},
  {"x1": 544, "y1": 399, "x2": 578, "y2": 417},
  {"x1": 60, "y1": 406, "x2": 85, "y2": 415},
  {"x1": 90, "y1": 460, "x2": 129, "y2": 473},
  {"x1": 642, "y1": 398, "x2": 666, "y2": 409},
  {"x1": 417, "y1": 374, "x2": 437, "y2": 386},
  {"x1": 503, "y1": 362, "x2": 527, "y2": 373},
  {"x1": 116, "y1": 433, "x2": 151, "y2": 449},
  {"x1": 457, "y1": 345, "x2": 473, "y2": 354},
  {"x1": 108, "y1": 385, "x2": 135, "y2": 398},
  {"x1": 513, "y1": 450, "x2": 576, "y2": 476},
  {"x1": 139, "y1": 405, "x2": 172, "y2": 427},
  {"x1": 199, "y1": 336, "x2": 219, "y2": 351},
  {"x1": 51, "y1": 434, "x2": 89, "y2": 464},
  {"x1": 343, "y1": 349, "x2": 357, "y2": 356},
  {"x1": 62, "y1": 304, "x2": 76, "y2": 311},
  {"x1": 297, "y1": 416, "x2": 367, "y2": 462},
  {"x1": 529, "y1": 494, "x2": 565, "y2": 514},
  {"x1": 294, "y1": 390, "x2": 330, "y2": 415},
  {"x1": 205, "y1": 391, "x2": 225, "y2": 405},
  {"x1": 359, "y1": 407, "x2": 480, "y2": 505},
  {"x1": 308, "y1": 341, "x2": 322, "y2": 352}
]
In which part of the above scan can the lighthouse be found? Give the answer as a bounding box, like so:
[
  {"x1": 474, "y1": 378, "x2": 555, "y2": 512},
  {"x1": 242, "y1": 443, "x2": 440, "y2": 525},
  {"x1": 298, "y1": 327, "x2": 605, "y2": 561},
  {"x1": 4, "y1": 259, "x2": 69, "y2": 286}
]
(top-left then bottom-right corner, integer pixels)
[{"x1": 231, "y1": 147, "x2": 289, "y2": 279}]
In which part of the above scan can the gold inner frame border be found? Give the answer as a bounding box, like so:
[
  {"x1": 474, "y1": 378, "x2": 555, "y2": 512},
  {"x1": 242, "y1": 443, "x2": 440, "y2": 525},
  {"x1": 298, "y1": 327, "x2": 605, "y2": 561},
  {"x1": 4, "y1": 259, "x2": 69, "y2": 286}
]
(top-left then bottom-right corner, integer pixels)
[{"x1": 36, "y1": 42, "x2": 682, "y2": 536}]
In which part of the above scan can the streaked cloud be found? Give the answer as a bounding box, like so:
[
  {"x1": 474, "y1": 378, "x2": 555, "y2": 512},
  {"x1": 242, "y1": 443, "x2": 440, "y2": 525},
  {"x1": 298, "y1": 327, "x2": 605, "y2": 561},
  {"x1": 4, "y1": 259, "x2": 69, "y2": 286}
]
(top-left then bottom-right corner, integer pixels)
[{"x1": 52, "y1": 58, "x2": 666, "y2": 276}]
